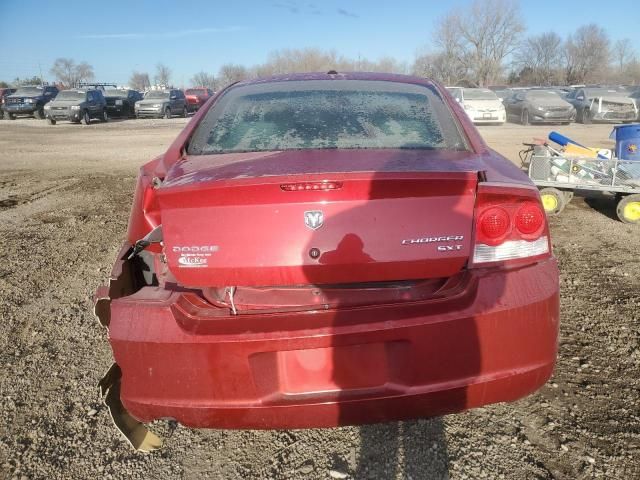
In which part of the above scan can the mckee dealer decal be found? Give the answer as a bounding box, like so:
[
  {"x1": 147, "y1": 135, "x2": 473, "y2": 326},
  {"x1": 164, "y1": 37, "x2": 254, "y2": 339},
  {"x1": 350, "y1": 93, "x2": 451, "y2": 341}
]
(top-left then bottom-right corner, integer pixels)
[{"x1": 173, "y1": 245, "x2": 219, "y2": 268}]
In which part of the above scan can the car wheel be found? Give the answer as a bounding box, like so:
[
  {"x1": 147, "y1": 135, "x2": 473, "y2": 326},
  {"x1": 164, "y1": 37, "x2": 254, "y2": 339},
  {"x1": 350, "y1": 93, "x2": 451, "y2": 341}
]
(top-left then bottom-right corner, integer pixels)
[
  {"x1": 8, "y1": 112, "x2": 15, "y2": 120},
  {"x1": 581, "y1": 108, "x2": 591, "y2": 124},
  {"x1": 0, "y1": 110, "x2": 4, "y2": 120},
  {"x1": 34, "y1": 107, "x2": 44, "y2": 120},
  {"x1": 82, "y1": 110, "x2": 91, "y2": 125},
  {"x1": 616, "y1": 194, "x2": 640, "y2": 224},
  {"x1": 521, "y1": 109, "x2": 530, "y2": 126},
  {"x1": 101, "y1": 109, "x2": 108, "y2": 122},
  {"x1": 539, "y1": 187, "x2": 566, "y2": 216},
  {"x1": 182, "y1": 105, "x2": 188, "y2": 118},
  {"x1": 164, "y1": 107, "x2": 171, "y2": 119},
  {"x1": 47, "y1": 117, "x2": 56, "y2": 125}
]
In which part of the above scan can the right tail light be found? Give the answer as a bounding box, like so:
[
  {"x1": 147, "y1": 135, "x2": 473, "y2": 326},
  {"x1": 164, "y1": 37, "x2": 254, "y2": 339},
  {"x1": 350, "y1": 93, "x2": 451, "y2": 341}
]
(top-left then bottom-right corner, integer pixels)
[{"x1": 471, "y1": 184, "x2": 551, "y2": 267}]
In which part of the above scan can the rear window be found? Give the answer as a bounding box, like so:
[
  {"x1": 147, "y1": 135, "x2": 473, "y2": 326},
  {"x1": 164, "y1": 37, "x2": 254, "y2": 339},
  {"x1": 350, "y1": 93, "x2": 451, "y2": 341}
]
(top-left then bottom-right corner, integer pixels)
[
  {"x1": 188, "y1": 80, "x2": 468, "y2": 154},
  {"x1": 463, "y1": 89, "x2": 498, "y2": 100},
  {"x1": 104, "y1": 89, "x2": 128, "y2": 97},
  {"x1": 56, "y1": 91, "x2": 85, "y2": 101},
  {"x1": 13, "y1": 87, "x2": 43, "y2": 96},
  {"x1": 145, "y1": 91, "x2": 169, "y2": 99}
]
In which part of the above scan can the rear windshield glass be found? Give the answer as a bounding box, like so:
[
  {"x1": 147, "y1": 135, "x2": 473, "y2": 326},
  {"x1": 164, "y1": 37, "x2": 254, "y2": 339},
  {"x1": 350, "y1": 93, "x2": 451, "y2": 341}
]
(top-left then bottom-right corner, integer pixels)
[
  {"x1": 104, "y1": 89, "x2": 128, "y2": 97},
  {"x1": 56, "y1": 91, "x2": 85, "y2": 101},
  {"x1": 13, "y1": 87, "x2": 43, "y2": 96},
  {"x1": 188, "y1": 80, "x2": 468, "y2": 154},
  {"x1": 584, "y1": 88, "x2": 628, "y2": 97},
  {"x1": 186, "y1": 89, "x2": 206, "y2": 95},
  {"x1": 528, "y1": 91, "x2": 559, "y2": 99},
  {"x1": 145, "y1": 91, "x2": 169, "y2": 99},
  {"x1": 463, "y1": 89, "x2": 498, "y2": 100}
]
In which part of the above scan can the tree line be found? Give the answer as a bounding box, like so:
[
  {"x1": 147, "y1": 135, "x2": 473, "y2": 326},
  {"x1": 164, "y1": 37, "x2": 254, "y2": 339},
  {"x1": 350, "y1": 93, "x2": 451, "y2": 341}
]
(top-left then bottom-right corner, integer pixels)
[{"x1": 2, "y1": 0, "x2": 638, "y2": 91}]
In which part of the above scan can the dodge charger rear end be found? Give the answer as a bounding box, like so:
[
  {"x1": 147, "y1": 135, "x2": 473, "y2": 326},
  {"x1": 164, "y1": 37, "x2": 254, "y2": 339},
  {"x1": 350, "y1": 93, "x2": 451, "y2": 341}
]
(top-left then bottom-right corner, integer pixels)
[{"x1": 96, "y1": 73, "x2": 559, "y2": 433}]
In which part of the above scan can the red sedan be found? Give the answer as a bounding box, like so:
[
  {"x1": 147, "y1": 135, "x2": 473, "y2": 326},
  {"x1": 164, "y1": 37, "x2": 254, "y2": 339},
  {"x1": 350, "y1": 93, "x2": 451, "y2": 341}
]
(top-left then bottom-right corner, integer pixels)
[
  {"x1": 184, "y1": 87, "x2": 214, "y2": 112},
  {"x1": 96, "y1": 72, "x2": 558, "y2": 447}
]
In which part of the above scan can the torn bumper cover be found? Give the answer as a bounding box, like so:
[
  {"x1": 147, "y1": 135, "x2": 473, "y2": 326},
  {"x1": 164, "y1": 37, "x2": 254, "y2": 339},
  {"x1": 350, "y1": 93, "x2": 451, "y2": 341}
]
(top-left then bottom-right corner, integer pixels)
[
  {"x1": 95, "y1": 243, "x2": 559, "y2": 436},
  {"x1": 95, "y1": 244, "x2": 163, "y2": 451}
]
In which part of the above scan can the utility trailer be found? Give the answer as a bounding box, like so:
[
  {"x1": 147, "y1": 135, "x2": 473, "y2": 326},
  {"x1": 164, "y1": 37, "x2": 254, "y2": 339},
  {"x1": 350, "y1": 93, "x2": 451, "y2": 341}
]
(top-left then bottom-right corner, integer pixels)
[{"x1": 521, "y1": 144, "x2": 640, "y2": 224}]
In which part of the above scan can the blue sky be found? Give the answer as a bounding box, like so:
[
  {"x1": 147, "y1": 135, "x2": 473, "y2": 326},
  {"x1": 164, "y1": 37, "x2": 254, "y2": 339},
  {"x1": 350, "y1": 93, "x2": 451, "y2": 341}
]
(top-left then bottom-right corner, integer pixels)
[{"x1": 1, "y1": 0, "x2": 638, "y2": 86}]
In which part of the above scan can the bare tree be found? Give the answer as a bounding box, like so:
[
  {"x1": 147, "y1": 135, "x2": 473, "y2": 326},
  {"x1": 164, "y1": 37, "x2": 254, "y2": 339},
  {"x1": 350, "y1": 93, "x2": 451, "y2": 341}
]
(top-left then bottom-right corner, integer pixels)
[
  {"x1": 514, "y1": 32, "x2": 563, "y2": 85},
  {"x1": 154, "y1": 63, "x2": 172, "y2": 86},
  {"x1": 129, "y1": 71, "x2": 151, "y2": 91},
  {"x1": 50, "y1": 58, "x2": 94, "y2": 87},
  {"x1": 413, "y1": 52, "x2": 467, "y2": 85},
  {"x1": 564, "y1": 24, "x2": 610, "y2": 84},
  {"x1": 190, "y1": 71, "x2": 216, "y2": 89},
  {"x1": 433, "y1": 0, "x2": 524, "y2": 86},
  {"x1": 217, "y1": 64, "x2": 249, "y2": 88},
  {"x1": 613, "y1": 38, "x2": 635, "y2": 71}
]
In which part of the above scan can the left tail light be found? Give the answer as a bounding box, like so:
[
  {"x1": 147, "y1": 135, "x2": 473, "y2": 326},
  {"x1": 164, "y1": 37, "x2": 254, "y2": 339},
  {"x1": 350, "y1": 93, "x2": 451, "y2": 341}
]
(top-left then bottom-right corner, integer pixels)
[{"x1": 471, "y1": 184, "x2": 551, "y2": 267}]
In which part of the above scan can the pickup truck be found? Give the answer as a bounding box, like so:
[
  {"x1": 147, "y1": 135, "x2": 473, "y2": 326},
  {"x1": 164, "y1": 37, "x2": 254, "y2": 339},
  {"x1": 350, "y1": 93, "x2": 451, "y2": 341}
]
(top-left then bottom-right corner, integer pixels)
[{"x1": 4, "y1": 85, "x2": 59, "y2": 119}]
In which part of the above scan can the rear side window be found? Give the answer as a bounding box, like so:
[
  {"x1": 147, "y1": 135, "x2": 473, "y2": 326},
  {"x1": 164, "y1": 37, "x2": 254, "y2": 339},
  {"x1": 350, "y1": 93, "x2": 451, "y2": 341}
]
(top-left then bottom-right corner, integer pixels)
[{"x1": 188, "y1": 80, "x2": 468, "y2": 155}]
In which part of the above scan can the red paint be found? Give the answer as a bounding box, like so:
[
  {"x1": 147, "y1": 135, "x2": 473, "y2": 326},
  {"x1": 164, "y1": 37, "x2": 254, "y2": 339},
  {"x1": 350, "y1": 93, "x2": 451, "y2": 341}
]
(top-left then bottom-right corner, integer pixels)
[{"x1": 100, "y1": 72, "x2": 560, "y2": 429}]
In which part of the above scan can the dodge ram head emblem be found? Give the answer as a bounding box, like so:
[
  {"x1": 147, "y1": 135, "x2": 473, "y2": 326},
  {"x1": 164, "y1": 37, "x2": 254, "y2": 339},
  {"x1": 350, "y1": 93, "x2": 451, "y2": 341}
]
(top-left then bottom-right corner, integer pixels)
[{"x1": 304, "y1": 210, "x2": 324, "y2": 230}]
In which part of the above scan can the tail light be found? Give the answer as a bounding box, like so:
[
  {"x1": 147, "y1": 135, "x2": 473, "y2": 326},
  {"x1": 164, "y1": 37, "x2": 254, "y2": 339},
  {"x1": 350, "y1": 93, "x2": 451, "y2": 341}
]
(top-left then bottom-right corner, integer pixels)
[{"x1": 471, "y1": 184, "x2": 550, "y2": 266}]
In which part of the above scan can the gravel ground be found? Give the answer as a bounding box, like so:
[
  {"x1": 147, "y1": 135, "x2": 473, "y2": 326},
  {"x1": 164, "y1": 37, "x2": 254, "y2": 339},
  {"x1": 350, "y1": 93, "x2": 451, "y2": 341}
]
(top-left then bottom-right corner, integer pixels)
[{"x1": 0, "y1": 117, "x2": 638, "y2": 479}]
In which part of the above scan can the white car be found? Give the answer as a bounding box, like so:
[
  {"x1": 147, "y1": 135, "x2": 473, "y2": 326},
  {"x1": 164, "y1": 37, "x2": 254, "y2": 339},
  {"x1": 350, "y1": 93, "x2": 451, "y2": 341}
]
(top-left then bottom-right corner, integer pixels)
[{"x1": 447, "y1": 87, "x2": 506, "y2": 125}]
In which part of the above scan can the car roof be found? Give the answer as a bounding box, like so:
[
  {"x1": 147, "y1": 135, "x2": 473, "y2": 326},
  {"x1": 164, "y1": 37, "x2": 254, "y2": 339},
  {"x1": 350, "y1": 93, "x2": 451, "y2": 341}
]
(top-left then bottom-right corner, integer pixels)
[{"x1": 233, "y1": 72, "x2": 438, "y2": 89}]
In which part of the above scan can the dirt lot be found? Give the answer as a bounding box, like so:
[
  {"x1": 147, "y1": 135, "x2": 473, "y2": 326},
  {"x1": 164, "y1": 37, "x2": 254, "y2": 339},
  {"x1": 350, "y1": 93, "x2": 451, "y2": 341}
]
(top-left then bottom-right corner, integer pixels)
[{"x1": 0, "y1": 118, "x2": 638, "y2": 480}]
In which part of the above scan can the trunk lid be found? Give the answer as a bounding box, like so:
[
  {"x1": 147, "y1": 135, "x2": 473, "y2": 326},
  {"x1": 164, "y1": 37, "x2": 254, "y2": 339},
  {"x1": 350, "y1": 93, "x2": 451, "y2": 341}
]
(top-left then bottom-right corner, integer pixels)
[{"x1": 156, "y1": 149, "x2": 480, "y2": 287}]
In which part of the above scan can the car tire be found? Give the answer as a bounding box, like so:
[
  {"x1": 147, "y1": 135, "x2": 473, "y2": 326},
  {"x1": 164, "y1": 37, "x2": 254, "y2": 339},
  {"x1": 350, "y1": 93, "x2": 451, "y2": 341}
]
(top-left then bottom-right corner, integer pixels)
[
  {"x1": 47, "y1": 117, "x2": 56, "y2": 125},
  {"x1": 182, "y1": 105, "x2": 188, "y2": 118},
  {"x1": 8, "y1": 112, "x2": 15, "y2": 120},
  {"x1": 539, "y1": 187, "x2": 566, "y2": 216},
  {"x1": 82, "y1": 110, "x2": 91, "y2": 125},
  {"x1": 521, "y1": 109, "x2": 530, "y2": 126},
  {"x1": 34, "y1": 107, "x2": 44, "y2": 120},
  {"x1": 101, "y1": 109, "x2": 108, "y2": 122},
  {"x1": 0, "y1": 110, "x2": 4, "y2": 120},
  {"x1": 616, "y1": 193, "x2": 640, "y2": 224},
  {"x1": 580, "y1": 108, "x2": 591, "y2": 124},
  {"x1": 164, "y1": 107, "x2": 171, "y2": 119}
]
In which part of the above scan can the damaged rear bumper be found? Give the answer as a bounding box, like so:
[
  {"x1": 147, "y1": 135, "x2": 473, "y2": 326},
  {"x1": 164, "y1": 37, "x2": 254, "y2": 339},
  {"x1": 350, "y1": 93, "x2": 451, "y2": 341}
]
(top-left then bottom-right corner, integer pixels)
[{"x1": 95, "y1": 245, "x2": 559, "y2": 434}]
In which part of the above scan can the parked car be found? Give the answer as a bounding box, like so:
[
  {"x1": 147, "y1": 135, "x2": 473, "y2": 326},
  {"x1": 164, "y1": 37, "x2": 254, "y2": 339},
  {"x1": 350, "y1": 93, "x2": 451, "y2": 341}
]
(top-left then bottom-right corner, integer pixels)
[
  {"x1": 104, "y1": 89, "x2": 142, "y2": 118},
  {"x1": 0, "y1": 87, "x2": 17, "y2": 119},
  {"x1": 4, "y1": 85, "x2": 58, "y2": 119},
  {"x1": 565, "y1": 87, "x2": 637, "y2": 124},
  {"x1": 493, "y1": 88, "x2": 514, "y2": 103},
  {"x1": 447, "y1": 87, "x2": 506, "y2": 125},
  {"x1": 628, "y1": 90, "x2": 640, "y2": 121},
  {"x1": 95, "y1": 72, "x2": 558, "y2": 444},
  {"x1": 185, "y1": 87, "x2": 214, "y2": 112},
  {"x1": 503, "y1": 89, "x2": 576, "y2": 125},
  {"x1": 135, "y1": 89, "x2": 187, "y2": 119},
  {"x1": 44, "y1": 88, "x2": 108, "y2": 125}
]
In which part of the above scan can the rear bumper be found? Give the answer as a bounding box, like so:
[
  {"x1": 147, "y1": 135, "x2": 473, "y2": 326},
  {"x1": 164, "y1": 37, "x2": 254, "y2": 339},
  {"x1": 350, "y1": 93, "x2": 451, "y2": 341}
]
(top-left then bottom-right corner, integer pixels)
[
  {"x1": 107, "y1": 105, "x2": 128, "y2": 116},
  {"x1": 99, "y1": 252, "x2": 559, "y2": 429}
]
